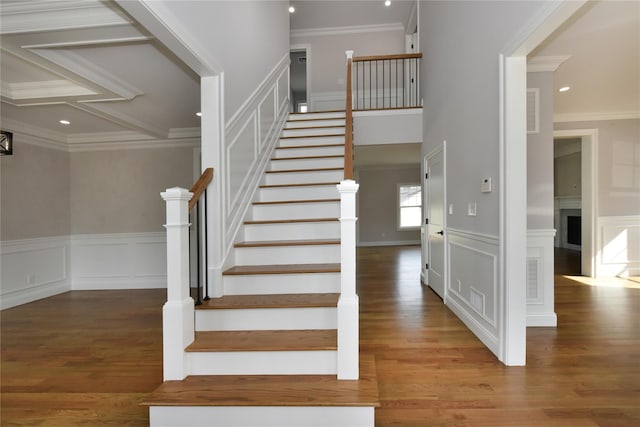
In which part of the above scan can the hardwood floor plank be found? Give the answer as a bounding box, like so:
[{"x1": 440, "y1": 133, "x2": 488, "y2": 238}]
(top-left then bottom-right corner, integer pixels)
[{"x1": 2, "y1": 247, "x2": 639, "y2": 426}]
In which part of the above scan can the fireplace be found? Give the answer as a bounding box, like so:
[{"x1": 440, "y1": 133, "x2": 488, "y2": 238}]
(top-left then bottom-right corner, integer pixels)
[{"x1": 560, "y1": 209, "x2": 581, "y2": 251}]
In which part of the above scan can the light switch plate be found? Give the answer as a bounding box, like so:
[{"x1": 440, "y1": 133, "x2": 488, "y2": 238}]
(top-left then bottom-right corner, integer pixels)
[{"x1": 468, "y1": 202, "x2": 477, "y2": 216}]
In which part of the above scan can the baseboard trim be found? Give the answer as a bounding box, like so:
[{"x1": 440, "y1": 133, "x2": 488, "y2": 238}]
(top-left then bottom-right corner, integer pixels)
[{"x1": 526, "y1": 312, "x2": 558, "y2": 327}]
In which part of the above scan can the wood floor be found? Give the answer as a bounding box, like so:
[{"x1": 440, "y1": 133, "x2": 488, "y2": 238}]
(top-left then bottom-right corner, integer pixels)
[{"x1": 2, "y1": 246, "x2": 639, "y2": 426}]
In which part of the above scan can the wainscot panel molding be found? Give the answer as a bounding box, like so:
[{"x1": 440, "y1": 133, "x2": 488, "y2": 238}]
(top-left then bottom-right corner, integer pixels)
[
  {"x1": 596, "y1": 215, "x2": 640, "y2": 277},
  {"x1": 222, "y1": 54, "x2": 290, "y2": 260},
  {"x1": 527, "y1": 229, "x2": 557, "y2": 327},
  {"x1": 70, "y1": 232, "x2": 167, "y2": 290},
  {"x1": 0, "y1": 236, "x2": 71, "y2": 310},
  {"x1": 445, "y1": 228, "x2": 499, "y2": 356}
]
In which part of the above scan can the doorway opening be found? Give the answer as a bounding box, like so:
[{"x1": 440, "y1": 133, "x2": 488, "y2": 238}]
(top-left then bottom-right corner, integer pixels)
[{"x1": 290, "y1": 47, "x2": 309, "y2": 113}]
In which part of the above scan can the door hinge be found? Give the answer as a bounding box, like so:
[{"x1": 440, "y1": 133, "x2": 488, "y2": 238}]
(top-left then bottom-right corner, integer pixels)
[
  {"x1": 425, "y1": 173, "x2": 428, "y2": 179},
  {"x1": 425, "y1": 218, "x2": 429, "y2": 224},
  {"x1": 425, "y1": 263, "x2": 429, "y2": 270}
]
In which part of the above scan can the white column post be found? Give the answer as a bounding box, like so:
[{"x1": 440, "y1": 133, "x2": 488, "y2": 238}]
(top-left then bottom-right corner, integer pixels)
[
  {"x1": 161, "y1": 187, "x2": 195, "y2": 380},
  {"x1": 337, "y1": 179, "x2": 359, "y2": 380}
]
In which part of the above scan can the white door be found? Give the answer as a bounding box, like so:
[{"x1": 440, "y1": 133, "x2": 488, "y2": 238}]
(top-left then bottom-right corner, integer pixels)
[{"x1": 426, "y1": 148, "x2": 445, "y2": 299}]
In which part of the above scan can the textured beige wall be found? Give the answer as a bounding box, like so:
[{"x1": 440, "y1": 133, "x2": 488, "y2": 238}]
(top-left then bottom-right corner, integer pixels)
[
  {"x1": 0, "y1": 142, "x2": 70, "y2": 241},
  {"x1": 70, "y1": 146, "x2": 195, "y2": 234}
]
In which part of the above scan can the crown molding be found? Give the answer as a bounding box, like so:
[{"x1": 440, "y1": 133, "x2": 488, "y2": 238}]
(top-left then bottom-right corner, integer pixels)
[
  {"x1": 0, "y1": 118, "x2": 68, "y2": 151},
  {"x1": 66, "y1": 137, "x2": 200, "y2": 153},
  {"x1": 66, "y1": 131, "x2": 150, "y2": 145},
  {"x1": 291, "y1": 23, "x2": 405, "y2": 38},
  {"x1": 554, "y1": 110, "x2": 640, "y2": 123},
  {"x1": 168, "y1": 127, "x2": 201, "y2": 139},
  {"x1": 0, "y1": 1, "x2": 132, "y2": 35},
  {"x1": 527, "y1": 55, "x2": 571, "y2": 72},
  {"x1": 28, "y1": 48, "x2": 143, "y2": 100},
  {"x1": 4, "y1": 80, "x2": 98, "y2": 100}
]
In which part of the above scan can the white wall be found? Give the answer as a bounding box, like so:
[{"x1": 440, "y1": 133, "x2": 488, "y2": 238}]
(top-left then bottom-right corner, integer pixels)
[
  {"x1": 291, "y1": 27, "x2": 405, "y2": 110},
  {"x1": 419, "y1": 0, "x2": 555, "y2": 361}
]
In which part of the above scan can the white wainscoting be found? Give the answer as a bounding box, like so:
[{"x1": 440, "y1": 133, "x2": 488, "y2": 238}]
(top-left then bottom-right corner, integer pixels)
[
  {"x1": 527, "y1": 229, "x2": 557, "y2": 327},
  {"x1": 445, "y1": 228, "x2": 499, "y2": 356},
  {"x1": 0, "y1": 236, "x2": 71, "y2": 309},
  {"x1": 222, "y1": 54, "x2": 290, "y2": 257},
  {"x1": 70, "y1": 232, "x2": 167, "y2": 290},
  {"x1": 596, "y1": 215, "x2": 640, "y2": 277}
]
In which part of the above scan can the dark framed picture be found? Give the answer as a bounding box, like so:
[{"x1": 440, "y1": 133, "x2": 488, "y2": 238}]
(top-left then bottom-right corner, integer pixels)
[{"x1": 0, "y1": 130, "x2": 13, "y2": 156}]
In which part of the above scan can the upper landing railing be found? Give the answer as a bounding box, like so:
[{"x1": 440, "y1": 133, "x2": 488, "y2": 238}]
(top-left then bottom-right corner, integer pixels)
[{"x1": 343, "y1": 50, "x2": 422, "y2": 179}]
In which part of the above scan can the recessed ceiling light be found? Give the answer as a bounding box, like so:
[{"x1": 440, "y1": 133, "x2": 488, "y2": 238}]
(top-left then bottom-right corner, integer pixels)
[
  {"x1": 385, "y1": 0, "x2": 391, "y2": 6},
  {"x1": 559, "y1": 86, "x2": 571, "y2": 92},
  {"x1": 196, "y1": 112, "x2": 202, "y2": 117},
  {"x1": 289, "y1": 6, "x2": 295, "y2": 13},
  {"x1": 59, "y1": 120, "x2": 70, "y2": 125}
]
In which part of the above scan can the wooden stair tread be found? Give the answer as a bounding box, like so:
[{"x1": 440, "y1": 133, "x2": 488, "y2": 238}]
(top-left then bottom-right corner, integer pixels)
[
  {"x1": 223, "y1": 263, "x2": 340, "y2": 275},
  {"x1": 244, "y1": 218, "x2": 338, "y2": 225},
  {"x1": 287, "y1": 116, "x2": 346, "y2": 123},
  {"x1": 290, "y1": 109, "x2": 345, "y2": 115},
  {"x1": 253, "y1": 198, "x2": 339, "y2": 205},
  {"x1": 280, "y1": 133, "x2": 345, "y2": 140},
  {"x1": 265, "y1": 167, "x2": 343, "y2": 174},
  {"x1": 197, "y1": 293, "x2": 339, "y2": 310},
  {"x1": 260, "y1": 182, "x2": 339, "y2": 188},
  {"x1": 234, "y1": 239, "x2": 339, "y2": 248},
  {"x1": 142, "y1": 355, "x2": 379, "y2": 408},
  {"x1": 271, "y1": 154, "x2": 344, "y2": 161},
  {"x1": 186, "y1": 329, "x2": 337, "y2": 352},
  {"x1": 283, "y1": 125, "x2": 345, "y2": 131},
  {"x1": 275, "y1": 143, "x2": 344, "y2": 150}
]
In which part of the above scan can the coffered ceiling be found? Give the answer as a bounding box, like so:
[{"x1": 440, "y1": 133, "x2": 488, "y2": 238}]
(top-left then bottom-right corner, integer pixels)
[{"x1": 0, "y1": 0, "x2": 201, "y2": 149}]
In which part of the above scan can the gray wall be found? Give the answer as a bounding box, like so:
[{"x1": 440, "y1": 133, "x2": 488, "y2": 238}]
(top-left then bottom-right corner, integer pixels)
[
  {"x1": 0, "y1": 141, "x2": 196, "y2": 240},
  {"x1": 357, "y1": 166, "x2": 421, "y2": 246},
  {"x1": 555, "y1": 118, "x2": 640, "y2": 216},
  {"x1": 70, "y1": 147, "x2": 195, "y2": 234},
  {"x1": 527, "y1": 71, "x2": 555, "y2": 230},
  {"x1": 154, "y1": 1, "x2": 290, "y2": 120},
  {"x1": 0, "y1": 142, "x2": 70, "y2": 241},
  {"x1": 420, "y1": 0, "x2": 546, "y2": 236},
  {"x1": 291, "y1": 28, "x2": 405, "y2": 97}
]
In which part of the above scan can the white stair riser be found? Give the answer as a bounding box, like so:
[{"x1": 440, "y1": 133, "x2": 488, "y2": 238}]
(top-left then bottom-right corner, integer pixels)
[
  {"x1": 150, "y1": 406, "x2": 374, "y2": 427},
  {"x1": 269, "y1": 157, "x2": 343, "y2": 171},
  {"x1": 244, "y1": 222, "x2": 339, "y2": 241},
  {"x1": 223, "y1": 272, "x2": 340, "y2": 295},
  {"x1": 188, "y1": 350, "x2": 337, "y2": 375},
  {"x1": 252, "y1": 201, "x2": 339, "y2": 221},
  {"x1": 274, "y1": 145, "x2": 344, "y2": 158},
  {"x1": 289, "y1": 112, "x2": 345, "y2": 121},
  {"x1": 234, "y1": 245, "x2": 340, "y2": 266},
  {"x1": 258, "y1": 185, "x2": 338, "y2": 202},
  {"x1": 282, "y1": 126, "x2": 344, "y2": 137},
  {"x1": 195, "y1": 307, "x2": 337, "y2": 331},
  {"x1": 264, "y1": 170, "x2": 343, "y2": 185},
  {"x1": 286, "y1": 119, "x2": 345, "y2": 129},
  {"x1": 279, "y1": 135, "x2": 345, "y2": 148}
]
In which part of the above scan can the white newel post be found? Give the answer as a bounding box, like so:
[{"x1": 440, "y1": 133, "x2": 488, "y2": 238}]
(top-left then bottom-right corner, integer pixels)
[
  {"x1": 161, "y1": 187, "x2": 195, "y2": 381},
  {"x1": 337, "y1": 179, "x2": 359, "y2": 379}
]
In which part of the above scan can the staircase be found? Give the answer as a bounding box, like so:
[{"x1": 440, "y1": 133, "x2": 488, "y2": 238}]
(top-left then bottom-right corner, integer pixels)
[{"x1": 145, "y1": 111, "x2": 379, "y2": 426}]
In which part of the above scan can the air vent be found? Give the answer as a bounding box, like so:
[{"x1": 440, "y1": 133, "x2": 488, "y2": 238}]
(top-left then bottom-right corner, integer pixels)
[{"x1": 298, "y1": 57, "x2": 307, "y2": 64}]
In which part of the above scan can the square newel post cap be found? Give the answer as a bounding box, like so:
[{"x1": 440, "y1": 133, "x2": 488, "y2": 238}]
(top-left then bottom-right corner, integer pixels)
[
  {"x1": 345, "y1": 50, "x2": 354, "y2": 60},
  {"x1": 161, "y1": 187, "x2": 193, "y2": 202}
]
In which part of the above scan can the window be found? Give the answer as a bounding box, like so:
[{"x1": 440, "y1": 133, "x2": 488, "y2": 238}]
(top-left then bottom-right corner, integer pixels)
[{"x1": 398, "y1": 184, "x2": 422, "y2": 229}]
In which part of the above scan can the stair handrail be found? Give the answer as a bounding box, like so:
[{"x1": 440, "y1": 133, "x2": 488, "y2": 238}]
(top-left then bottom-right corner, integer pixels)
[
  {"x1": 344, "y1": 50, "x2": 354, "y2": 180},
  {"x1": 189, "y1": 167, "x2": 214, "y2": 211}
]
